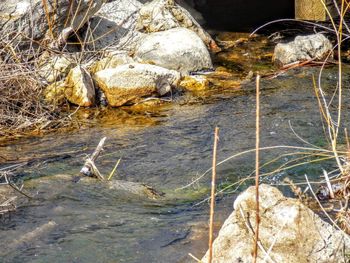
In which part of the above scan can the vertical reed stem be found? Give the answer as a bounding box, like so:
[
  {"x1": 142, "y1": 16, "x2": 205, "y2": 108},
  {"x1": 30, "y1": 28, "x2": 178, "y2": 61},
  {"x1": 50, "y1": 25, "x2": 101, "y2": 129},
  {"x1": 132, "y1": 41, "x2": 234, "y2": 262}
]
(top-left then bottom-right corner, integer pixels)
[
  {"x1": 208, "y1": 127, "x2": 219, "y2": 263},
  {"x1": 253, "y1": 75, "x2": 261, "y2": 263}
]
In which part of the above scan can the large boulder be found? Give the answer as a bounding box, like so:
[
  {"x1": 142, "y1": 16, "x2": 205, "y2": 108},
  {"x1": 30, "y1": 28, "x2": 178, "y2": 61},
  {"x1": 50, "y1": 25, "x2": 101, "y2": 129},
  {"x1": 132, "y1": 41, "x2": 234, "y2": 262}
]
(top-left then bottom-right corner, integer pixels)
[
  {"x1": 94, "y1": 63, "x2": 180, "y2": 106},
  {"x1": 80, "y1": 0, "x2": 144, "y2": 50},
  {"x1": 81, "y1": 0, "x2": 218, "y2": 52},
  {"x1": 202, "y1": 184, "x2": 350, "y2": 263},
  {"x1": 136, "y1": 0, "x2": 219, "y2": 52},
  {"x1": 0, "y1": 0, "x2": 103, "y2": 47},
  {"x1": 135, "y1": 27, "x2": 212, "y2": 74},
  {"x1": 273, "y1": 34, "x2": 333, "y2": 66}
]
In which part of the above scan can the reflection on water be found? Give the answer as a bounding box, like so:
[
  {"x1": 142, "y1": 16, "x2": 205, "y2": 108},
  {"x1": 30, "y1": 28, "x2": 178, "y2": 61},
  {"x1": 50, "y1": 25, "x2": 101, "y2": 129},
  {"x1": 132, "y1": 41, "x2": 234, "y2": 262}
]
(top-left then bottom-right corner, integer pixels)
[{"x1": 0, "y1": 35, "x2": 350, "y2": 262}]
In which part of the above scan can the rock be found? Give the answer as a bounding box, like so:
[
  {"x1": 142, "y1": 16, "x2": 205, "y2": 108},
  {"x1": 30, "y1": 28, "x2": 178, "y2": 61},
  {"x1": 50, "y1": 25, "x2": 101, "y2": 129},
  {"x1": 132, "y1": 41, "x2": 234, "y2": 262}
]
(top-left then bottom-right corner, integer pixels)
[
  {"x1": 0, "y1": 0, "x2": 103, "y2": 47},
  {"x1": 94, "y1": 63, "x2": 180, "y2": 106},
  {"x1": 64, "y1": 66, "x2": 96, "y2": 107},
  {"x1": 175, "y1": 0, "x2": 205, "y2": 25},
  {"x1": 24, "y1": 174, "x2": 164, "y2": 200},
  {"x1": 179, "y1": 75, "x2": 210, "y2": 91},
  {"x1": 136, "y1": 0, "x2": 220, "y2": 52},
  {"x1": 135, "y1": 27, "x2": 212, "y2": 74},
  {"x1": 107, "y1": 180, "x2": 164, "y2": 199},
  {"x1": 89, "y1": 51, "x2": 134, "y2": 74},
  {"x1": 38, "y1": 53, "x2": 74, "y2": 83},
  {"x1": 273, "y1": 34, "x2": 333, "y2": 66},
  {"x1": 202, "y1": 184, "x2": 350, "y2": 263},
  {"x1": 81, "y1": 0, "x2": 144, "y2": 50},
  {"x1": 44, "y1": 80, "x2": 66, "y2": 106}
]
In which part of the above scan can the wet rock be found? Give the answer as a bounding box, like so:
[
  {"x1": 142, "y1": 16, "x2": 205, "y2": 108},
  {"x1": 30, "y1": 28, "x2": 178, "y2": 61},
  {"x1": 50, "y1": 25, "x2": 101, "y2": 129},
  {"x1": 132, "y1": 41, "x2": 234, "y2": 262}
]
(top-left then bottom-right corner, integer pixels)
[
  {"x1": 273, "y1": 34, "x2": 333, "y2": 66},
  {"x1": 179, "y1": 75, "x2": 210, "y2": 91},
  {"x1": 94, "y1": 63, "x2": 180, "y2": 106},
  {"x1": 64, "y1": 66, "x2": 96, "y2": 107},
  {"x1": 38, "y1": 53, "x2": 74, "y2": 83},
  {"x1": 25, "y1": 174, "x2": 164, "y2": 200},
  {"x1": 8, "y1": 221, "x2": 57, "y2": 249},
  {"x1": 89, "y1": 51, "x2": 134, "y2": 74},
  {"x1": 81, "y1": 0, "x2": 144, "y2": 50},
  {"x1": 136, "y1": 0, "x2": 220, "y2": 52},
  {"x1": 107, "y1": 180, "x2": 165, "y2": 199},
  {"x1": 0, "y1": 0, "x2": 103, "y2": 46},
  {"x1": 135, "y1": 28, "x2": 212, "y2": 74},
  {"x1": 202, "y1": 184, "x2": 350, "y2": 263}
]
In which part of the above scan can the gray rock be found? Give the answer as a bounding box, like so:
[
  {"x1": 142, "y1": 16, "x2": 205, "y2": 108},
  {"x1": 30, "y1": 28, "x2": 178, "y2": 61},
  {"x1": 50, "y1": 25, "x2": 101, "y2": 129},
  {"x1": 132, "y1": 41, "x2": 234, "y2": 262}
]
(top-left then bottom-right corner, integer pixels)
[
  {"x1": 175, "y1": 0, "x2": 205, "y2": 25},
  {"x1": 135, "y1": 27, "x2": 212, "y2": 74},
  {"x1": 94, "y1": 63, "x2": 180, "y2": 106},
  {"x1": 273, "y1": 34, "x2": 333, "y2": 66},
  {"x1": 136, "y1": 0, "x2": 219, "y2": 52},
  {"x1": 0, "y1": 0, "x2": 103, "y2": 45},
  {"x1": 81, "y1": 0, "x2": 144, "y2": 50},
  {"x1": 202, "y1": 184, "x2": 350, "y2": 263}
]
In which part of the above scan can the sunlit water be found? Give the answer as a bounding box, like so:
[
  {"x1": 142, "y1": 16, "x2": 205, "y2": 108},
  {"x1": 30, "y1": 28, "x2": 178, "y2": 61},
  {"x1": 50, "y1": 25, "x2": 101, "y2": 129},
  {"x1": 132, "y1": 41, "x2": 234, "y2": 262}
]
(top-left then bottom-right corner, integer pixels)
[{"x1": 1, "y1": 34, "x2": 350, "y2": 262}]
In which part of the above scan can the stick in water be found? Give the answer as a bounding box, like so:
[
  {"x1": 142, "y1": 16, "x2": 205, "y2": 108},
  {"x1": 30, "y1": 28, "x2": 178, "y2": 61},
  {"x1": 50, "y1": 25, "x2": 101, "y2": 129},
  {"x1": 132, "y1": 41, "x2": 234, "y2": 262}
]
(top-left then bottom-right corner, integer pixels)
[
  {"x1": 80, "y1": 137, "x2": 107, "y2": 178},
  {"x1": 208, "y1": 127, "x2": 219, "y2": 263},
  {"x1": 253, "y1": 75, "x2": 261, "y2": 263}
]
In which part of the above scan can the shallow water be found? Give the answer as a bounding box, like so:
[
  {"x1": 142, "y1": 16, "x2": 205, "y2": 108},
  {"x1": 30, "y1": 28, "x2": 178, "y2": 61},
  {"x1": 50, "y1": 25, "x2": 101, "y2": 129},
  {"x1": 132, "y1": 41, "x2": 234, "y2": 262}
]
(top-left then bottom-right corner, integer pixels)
[{"x1": 1, "y1": 35, "x2": 350, "y2": 262}]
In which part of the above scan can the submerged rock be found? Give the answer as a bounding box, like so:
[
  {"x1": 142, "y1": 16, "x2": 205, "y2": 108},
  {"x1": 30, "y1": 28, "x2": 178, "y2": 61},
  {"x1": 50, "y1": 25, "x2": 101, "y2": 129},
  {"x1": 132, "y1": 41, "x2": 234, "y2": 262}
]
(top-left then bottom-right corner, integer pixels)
[
  {"x1": 273, "y1": 34, "x2": 333, "y2": 66},
  {"x1": 94, "y1": 63, "x2": 180, "y2": 106},
  {"x1": 24, "y1": 174, "x2": 164, "y2": 200},
  {"x1": 135, "y1": 27, "x2": 212, "y2": 74},
  {"x1": 64, "y1": 66, "x2": 96, "y2": 107},
  {"x1": 202, "y1": 184, "x2": 350, "y2": 263}
]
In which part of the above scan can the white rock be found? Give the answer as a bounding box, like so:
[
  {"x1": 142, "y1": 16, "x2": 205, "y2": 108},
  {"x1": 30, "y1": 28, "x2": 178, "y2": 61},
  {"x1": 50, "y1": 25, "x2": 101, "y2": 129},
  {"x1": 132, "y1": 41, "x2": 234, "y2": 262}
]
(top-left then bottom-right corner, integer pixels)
[
  {"x1": 273, "y1": 34, "x2": 333, "y2": 66},
  {"x1": 135, "y1": 27, "x2": 212, "y2": 74},
  {"x1": 136, "y1": 0, "x2": 219, "y2": 52},
  {"x1": 0, "y1": 0, "x2": 104, "y2": 42},
  {"x1": 94, "y1": 63, "x2": 180, "y2": 106},
  {"x1": 202, "y1": 184, "x2": 350, "y2": 263}
]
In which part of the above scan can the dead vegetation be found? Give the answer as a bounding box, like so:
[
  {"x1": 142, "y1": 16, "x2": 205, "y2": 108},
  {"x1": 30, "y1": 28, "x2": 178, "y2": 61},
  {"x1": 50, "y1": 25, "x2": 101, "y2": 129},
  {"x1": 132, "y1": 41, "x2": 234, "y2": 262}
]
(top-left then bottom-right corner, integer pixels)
[{"x1": 0, "y1": 60, "x2": 70, "y2": 138}]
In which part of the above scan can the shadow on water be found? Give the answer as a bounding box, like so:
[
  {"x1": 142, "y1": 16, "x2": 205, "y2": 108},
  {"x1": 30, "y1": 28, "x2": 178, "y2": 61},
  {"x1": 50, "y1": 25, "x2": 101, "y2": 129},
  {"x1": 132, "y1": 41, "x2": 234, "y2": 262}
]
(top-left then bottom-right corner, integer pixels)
[{"x1": 1, "y1": 34, "x2": 350, "y2": 262}]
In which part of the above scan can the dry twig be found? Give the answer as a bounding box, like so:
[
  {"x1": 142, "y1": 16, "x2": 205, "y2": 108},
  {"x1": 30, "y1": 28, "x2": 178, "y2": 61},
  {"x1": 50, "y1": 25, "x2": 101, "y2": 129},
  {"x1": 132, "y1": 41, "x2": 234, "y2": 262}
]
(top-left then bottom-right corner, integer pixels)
[{"x1": 208, "y1": 127, "x2": 219, "y2": 263}]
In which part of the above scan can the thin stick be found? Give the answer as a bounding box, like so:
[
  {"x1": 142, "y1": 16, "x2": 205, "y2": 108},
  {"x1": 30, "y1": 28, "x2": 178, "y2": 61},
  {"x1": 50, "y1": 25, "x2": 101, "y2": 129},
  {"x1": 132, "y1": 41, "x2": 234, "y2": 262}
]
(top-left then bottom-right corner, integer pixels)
[
  {"x1": 253, "y1": 75, "x2": 261, "y2": 263},
  {"x1": 208, "y1": 127, "x2": 219, "y2": 263},
  {"x1": 107, "y1": 158, "x2": 121, "y2": 181},
  {"x1": 323, "y1": 169, "x2": 335, "y2": 199}
]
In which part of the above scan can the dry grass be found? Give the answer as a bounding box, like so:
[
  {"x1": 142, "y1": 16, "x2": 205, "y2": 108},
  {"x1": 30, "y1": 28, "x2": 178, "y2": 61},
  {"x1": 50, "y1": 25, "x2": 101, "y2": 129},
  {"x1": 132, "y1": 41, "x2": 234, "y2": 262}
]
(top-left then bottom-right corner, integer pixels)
[{"x1": 0, "y1": 58, "x2": 73, "y2": 138}]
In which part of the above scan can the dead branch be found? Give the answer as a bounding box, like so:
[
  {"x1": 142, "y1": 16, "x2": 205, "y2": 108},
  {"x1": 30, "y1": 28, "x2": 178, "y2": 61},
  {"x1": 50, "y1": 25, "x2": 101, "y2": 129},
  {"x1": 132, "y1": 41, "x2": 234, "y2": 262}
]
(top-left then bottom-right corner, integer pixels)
[{"x1": 80, "y1": 136, "x2": 106, "y2": 178}]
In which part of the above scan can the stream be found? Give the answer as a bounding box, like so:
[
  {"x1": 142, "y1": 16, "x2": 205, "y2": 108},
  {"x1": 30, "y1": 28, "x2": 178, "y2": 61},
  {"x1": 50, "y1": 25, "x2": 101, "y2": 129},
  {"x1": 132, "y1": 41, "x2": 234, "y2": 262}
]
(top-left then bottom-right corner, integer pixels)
[{"x1": 1, "y1": 33, "x2": 350, "y2": 263}]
